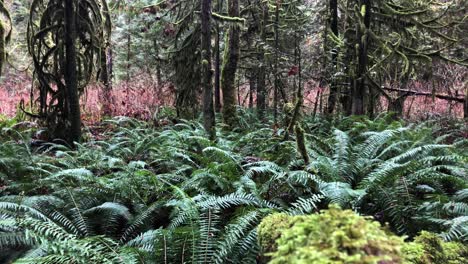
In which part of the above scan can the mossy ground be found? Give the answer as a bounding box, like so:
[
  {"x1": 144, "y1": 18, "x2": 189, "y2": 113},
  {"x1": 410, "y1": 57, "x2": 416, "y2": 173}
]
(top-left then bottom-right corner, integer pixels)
[{"x1": 258, "y1": 206, "x2": 468, "y2": 264}]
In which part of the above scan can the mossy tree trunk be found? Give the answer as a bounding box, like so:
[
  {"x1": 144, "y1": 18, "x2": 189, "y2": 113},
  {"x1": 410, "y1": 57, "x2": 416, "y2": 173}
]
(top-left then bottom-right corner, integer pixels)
[
  {"x1": 326, "y1": 0, "x2": 339, "y2": 115},
  {"x1": 99, "y1": 1, "x2": 112, "y2": 118},
  {"x1": 256, "y1": 2, "x2": 268, "y2": 120},
  {"x1": 464, "y1": 86, "x2": 468, "y2": 119},
  {"x1": 273, "y1": 2, "x2": 280, "y2": 123},
  {"x1": 221, "y1": 0, "x2": 240, "y2": 127},
  {"x1": 100, "y1": 45, "x2": 113, "y2": 117},
  {"x1": 64, "y1": 0, "x2": 81, "y2": 144},
  {"x1": 351, "y1": 0, "x2": 371, "y2": 115},
  {"x1": 248, "y1": 71, "x2": 256, "y2": 109},
  {"x1": 0, "y1": 20, "x2": 4, "y2": 76},
  {"x1": 0, "y1": 0, "x2": 11, "y2": 77},
  {"x1": 214, "y1": 0, "x2": 223, "y2": 113},
  {"x1": 201, "y1": 0, "x2": 216, "y2": 140},
  {"x1": 256, "y1": 56, "x2": 266, "y2": 118}
]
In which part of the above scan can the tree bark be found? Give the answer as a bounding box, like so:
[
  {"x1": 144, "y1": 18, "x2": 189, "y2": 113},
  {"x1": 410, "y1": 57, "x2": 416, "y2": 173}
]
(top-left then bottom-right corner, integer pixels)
[
  {"x1": 201, "y1": 0, "x2": 216, "y2": 139},
  {"x1": 0, "y1": 20, "x2": 5, "y2": 76},
  {"x1": 326, "y1": 0, "x2": 339, "y2": 115},
  {"x1": 100, "y1": 44, "x2": 113, "y2": 117},
  {"x1": 249, "y1": 72, "x2": 256, "y2": 108},
  {"x1": 352, "y1": 0, "x2": 371, "y2": 115},
  {"x1": 64, "y1": 0, "x2": 81, "y2": 144},
  {"x1": 221, "y1": 0, "x2": 240, "y2": 127},
  {"x1": 214, "y1": 0, "x2": 223, "y2": 112},
  {"x1": 464, "y1": 87, "x2": 468, "y2": 119},
  {"x1": 273, "y1": 1, "x2": 280, "y2": 123},
  {"x1": 256, "y1": 2, "x2": 268, "y2": 120}
]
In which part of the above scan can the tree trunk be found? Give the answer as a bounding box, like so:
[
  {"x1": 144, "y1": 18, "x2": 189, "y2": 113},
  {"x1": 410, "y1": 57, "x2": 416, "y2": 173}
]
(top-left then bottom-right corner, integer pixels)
[
  {"x1": 100, "y1": 45, "x2": 113, "y2": 117},
  {"x1": 221, "y1": 0, "x2": 240, "y2": 127},
  {"x1": 249, "y1": 72, "x2": 256, "y2": 109},
  {"x1": 214, "y1": 0, "x2": 223, "y2": 112},
  {"x1": 388, "y1": 97, "x2": 406, "y2": 118},
  {"x1": 352, "y1": 0, "x2": 371, "y2": 115},
  {"x1": 256, "y1": 2, "x2": 268, "y2": 120},
  {"x1": 464, "y1": 87, "x2": 468, "y2": 119},
  {"x1": 64, "y1": 0, "x2": 81, "y2": 144},
  {"x1": 0, "y1": 20, "x2": 5, "y2": 76},
  {"x1": 283, "y1": 34, "x2": 303, "y2": 141},
  {"x1": 125, "y1": 13, "x2": 131, "y2": 102},
  {"x1": 273, "y1": 2, "x2": 280, "y2": 124},
  {"x1": 326, "y1": 0, "x2": 339, "y2": 115},
  {"x1": 367, "y1": 82, "x2": 377, "y2": 118},
  {"x1": 201, "y1": 0, "x2": 216, "y2": 139}
]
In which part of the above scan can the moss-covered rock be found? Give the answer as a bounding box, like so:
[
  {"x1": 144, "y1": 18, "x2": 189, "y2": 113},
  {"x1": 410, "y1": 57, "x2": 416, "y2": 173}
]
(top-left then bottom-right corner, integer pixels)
[
  {"x1": 258, "y1": 205, "x2": 404, "y2": 264},
  {"x1": 402, "y1": 231, "x2": 468, "y2": 264},
  {"x1": 257, "y1": 213, "x2": 300, "y2": 254},
  {"x1": 257, "y1": 206, "x2": 468, "y2": 264}
]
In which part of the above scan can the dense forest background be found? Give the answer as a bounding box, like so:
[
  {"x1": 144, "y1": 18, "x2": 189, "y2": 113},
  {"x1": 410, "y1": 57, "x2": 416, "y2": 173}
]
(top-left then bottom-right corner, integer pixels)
[
  {"x1": 0, "y1": 0, "x2": 467, "y2": 263},
  {"x1": 0, "y1": 0, "x2": 466, "y2": 124}
]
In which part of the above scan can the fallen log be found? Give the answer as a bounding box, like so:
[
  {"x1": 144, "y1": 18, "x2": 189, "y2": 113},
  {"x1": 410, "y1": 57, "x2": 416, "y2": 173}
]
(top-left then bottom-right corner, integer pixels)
[{"x1": 382, "y1": 87, "x2": 465, "y2": 103}]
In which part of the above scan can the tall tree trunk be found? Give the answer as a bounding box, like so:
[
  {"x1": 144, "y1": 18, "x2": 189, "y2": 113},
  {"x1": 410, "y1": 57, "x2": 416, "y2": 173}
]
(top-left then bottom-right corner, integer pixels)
[
  {"x1": 326, "y1": 0, "x2": 339, "y2": 114},
  {"x1": 0, "y1": 20, "x2": 5, "y2": 76},
  {"x1": 352, "y1": 0, "x2": 371, "y2": 115},
  {"x1": 201, "y1": 0, "x2": 216, "y2": 139},
  {"x1": 249, "y1": 72, "x2": 256, "y2": 108},
  {"x1": 341, "y1": 0, "x2": 354, "y2": 115},
  {"x1": 221, "y1": 0, "x2": 240, "y2": 127},
  {"x1": 256, "y1": 2, "x2": 268, "y2": 120},
  {"x1": 64, "y1": 0, "x2": 81, "y2": 144},
  {"x1": 100, "y1": 44, "x2": 113, "y2": 117},
  {"x1": 464, "y1": 87, "x2": 468, "y2": 119},
  {"x1": 214, "y1": 0, "x2": 223, "y2": 112},
  {"x1": 284, "y1": 34, "x2": 303, "y2": 141},
  {"x1": 367, "y1": 84, "x2": 377, "y2": 118},
  {"x1": 273, "y1": 1, "x2": 280, "y2": 124},
  {"x1": 126, "y1": 14, "x2": 131, "y2": 98},
  {"x1": 388, "y1": 78, "x2": 408, "y2": 119}
]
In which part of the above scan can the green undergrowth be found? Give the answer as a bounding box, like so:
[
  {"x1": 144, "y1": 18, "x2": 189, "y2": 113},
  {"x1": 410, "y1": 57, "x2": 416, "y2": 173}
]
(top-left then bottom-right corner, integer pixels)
[
  {"x1": 0, "y1": 113, "x2": 466, "y2": 263},
  {"x1": 258, "y1": 206, "x2": 468, "y2": 264}
]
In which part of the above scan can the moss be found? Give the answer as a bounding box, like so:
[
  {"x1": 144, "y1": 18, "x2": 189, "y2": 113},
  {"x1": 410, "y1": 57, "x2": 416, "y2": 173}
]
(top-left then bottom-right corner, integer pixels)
[
  {"x1": 258, "y1": 207, "x2": 468, "y2": 264},
  {"x1": 402, "y1": 231, "x2": 468, "y2": 264},
  {"x1": 257, "y1": 213, "x2": 310, "y2": 263},
  {"x1": 295, "y1": 124, "x2": 309, "y2": 164},
  {"x1": 282, "y1": 103, "x2": 295, "y2": 128},
  {"x1": 257, "y1": 213, "x2": 299, "y2": 254},
  {"x1": 259, "y1": 205, "x2": 404, "y2": 264},
  {"x1": 401, "y1": 242, "x2": 427, "y2": 263}
]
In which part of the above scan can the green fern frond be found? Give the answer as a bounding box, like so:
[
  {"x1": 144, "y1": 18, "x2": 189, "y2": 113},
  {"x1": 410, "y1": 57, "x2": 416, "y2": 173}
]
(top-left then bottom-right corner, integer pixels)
[{"x1": 287, "y1": 195, "x2": 323, "y2": 215}]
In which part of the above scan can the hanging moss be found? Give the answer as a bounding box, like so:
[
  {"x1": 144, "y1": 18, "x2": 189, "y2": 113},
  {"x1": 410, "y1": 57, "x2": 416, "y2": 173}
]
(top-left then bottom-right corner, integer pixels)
[
  {"x1": 0, "y1": 0, "x2": 12, "y2": 77},
  {"x1": 27, "y1": 0, "x2": 109, "y2": 141}
]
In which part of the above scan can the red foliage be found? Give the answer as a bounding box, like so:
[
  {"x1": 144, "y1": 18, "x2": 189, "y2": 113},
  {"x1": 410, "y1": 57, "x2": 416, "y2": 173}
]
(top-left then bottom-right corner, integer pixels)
[
  {"x1": 0, "y1": 68, "x2": 464, "y2": 123},
  {"x1": 0, "y1": 72, "x2": 174, "y2": 123},
  {"x1": 163, "y1": 24, "x2": 175, "y2": 37},
  {"x1": 288, "y1": 65, "x2": 299, "y2": 76}
]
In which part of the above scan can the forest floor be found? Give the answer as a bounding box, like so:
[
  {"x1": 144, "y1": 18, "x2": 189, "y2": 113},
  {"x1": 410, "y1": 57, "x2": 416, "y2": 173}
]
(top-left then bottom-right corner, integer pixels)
[{"x1": 0, "y1": 112, "x2": 467, "y2": 263}]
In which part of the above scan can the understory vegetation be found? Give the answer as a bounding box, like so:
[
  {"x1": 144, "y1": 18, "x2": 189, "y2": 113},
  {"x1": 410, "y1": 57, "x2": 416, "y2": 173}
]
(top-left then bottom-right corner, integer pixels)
[
  {"x1": 0, "y1": 113, "x2": 466, "y2": 263},
  {"x1": 0, "y1": 1, "x2": 467, "y2": 262}
]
